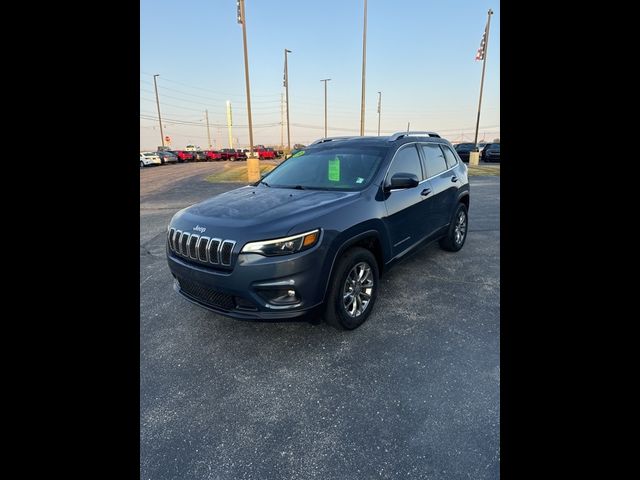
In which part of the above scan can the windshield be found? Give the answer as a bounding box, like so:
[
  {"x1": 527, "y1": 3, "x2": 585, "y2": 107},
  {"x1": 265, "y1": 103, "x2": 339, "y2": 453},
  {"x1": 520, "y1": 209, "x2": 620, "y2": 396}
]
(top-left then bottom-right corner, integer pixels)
[{"x1": 263, "y1": 146, "x2": 388, "y2": 191}]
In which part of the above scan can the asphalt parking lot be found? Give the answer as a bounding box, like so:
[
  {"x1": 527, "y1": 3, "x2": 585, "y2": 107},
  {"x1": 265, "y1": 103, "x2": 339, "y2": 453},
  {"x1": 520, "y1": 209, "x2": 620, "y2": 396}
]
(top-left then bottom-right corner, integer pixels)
[{"x1": 140, "y1": 162, "x2": 500, "y2": 479}]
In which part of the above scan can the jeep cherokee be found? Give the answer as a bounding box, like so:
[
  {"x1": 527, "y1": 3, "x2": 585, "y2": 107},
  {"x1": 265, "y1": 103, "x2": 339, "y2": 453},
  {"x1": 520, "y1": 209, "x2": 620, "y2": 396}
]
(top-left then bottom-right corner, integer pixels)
[{"x1": 166, "y1": 131, "x2": 470, "y2": 330}]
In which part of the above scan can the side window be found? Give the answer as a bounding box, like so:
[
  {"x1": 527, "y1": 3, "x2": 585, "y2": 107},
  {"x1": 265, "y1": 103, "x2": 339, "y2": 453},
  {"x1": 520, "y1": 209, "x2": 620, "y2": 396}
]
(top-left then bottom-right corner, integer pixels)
[
  {"x1": 441, "y1": 145, "x2": 458, "y2": 168},
  {"x1": 387, "y1": 145, "x2": 423, "y2": 181},
  {"x1": 420, "y1": 144, "x2": 448, "y2": 177}
]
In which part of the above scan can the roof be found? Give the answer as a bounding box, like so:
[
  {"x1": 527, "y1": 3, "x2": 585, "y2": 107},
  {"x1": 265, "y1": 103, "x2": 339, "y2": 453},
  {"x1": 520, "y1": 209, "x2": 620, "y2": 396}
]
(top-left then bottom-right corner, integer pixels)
[{"x1": 308, "y1": 133, "x2": 450, "y2": 149}]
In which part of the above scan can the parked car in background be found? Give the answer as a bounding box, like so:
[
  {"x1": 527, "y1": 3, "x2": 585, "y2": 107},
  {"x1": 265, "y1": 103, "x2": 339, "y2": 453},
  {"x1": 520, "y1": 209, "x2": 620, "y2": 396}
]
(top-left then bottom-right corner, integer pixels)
[
  {"x1": 481, "y1": 143, "x2": 500, "y2": 162},
  {"x1": 234, "y1": 149, "x2": 247, "y2": 161},
  {"x1": 157, "y1": 151, "x2": 178, "y2": 164},
  {"x1": 140, "y1": 151, "x2": 162, "y2": 167},
  {"x1": 256, "y1": 147, "x2": 276, "y2": 159},
  {"x1": 205, "y1": 150, "x2": 222, "y2": 161},
  {"x1": 453, "y1": 143, "x2": 477, "y2": 163},
  {"x1": 185, "y1": 145, "x2": 198, "y2": 152},
  {"x1": 220, "y1": 148, "x2": 239, "y2": 161},
  {"x1": 193, "y1": 150, "x2": 208, "y2": 162},
  {"x1": 172, "y1": 150, "x2": 195, "y2": 162}
]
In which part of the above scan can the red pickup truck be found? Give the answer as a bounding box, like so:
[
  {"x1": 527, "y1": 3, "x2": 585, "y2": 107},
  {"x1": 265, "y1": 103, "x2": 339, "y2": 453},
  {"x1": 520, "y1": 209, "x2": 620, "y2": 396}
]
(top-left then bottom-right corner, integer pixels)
[
  {"x1": 172, "y1": 150, "x2": 194, "y2": 162},
  {"x1": 205, "y1": 150, "x2": 222, "y2": 161},
  {"x1": 256, "y1": 147, "x2": 276, "y2": 159}
]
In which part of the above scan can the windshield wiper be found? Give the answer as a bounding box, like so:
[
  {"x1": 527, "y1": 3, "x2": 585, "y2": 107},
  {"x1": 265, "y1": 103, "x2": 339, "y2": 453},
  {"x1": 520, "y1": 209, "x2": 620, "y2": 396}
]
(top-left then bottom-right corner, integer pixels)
[
  {"x1": 260, "y1": 180, "x2": 270, "y2": 187},
  {"x1": 292, "y1": 185, "x2": 306, "y2": 190}
]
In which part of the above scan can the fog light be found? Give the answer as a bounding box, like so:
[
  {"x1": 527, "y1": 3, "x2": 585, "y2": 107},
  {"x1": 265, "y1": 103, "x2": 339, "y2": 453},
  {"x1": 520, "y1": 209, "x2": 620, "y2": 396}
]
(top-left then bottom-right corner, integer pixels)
[{"x1": 258, "y1": 288, "x2": 300, "y2": 305}]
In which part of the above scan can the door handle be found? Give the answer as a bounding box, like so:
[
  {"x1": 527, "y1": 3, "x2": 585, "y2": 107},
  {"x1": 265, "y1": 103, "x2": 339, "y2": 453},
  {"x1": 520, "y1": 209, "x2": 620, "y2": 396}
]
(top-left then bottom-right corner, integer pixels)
[
  {"x1": 451, "y1": 176, "x2": 458, "y2": 182},
  {"x1": 421, "y1": 188, "x2": 431, "y2": 196}
]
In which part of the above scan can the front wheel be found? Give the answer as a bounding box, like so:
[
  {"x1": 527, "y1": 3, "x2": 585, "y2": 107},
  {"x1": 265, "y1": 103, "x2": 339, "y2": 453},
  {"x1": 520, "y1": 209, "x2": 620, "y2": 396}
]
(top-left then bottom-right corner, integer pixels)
[
  {"x1": 140, "y1": 161, "x2": 144, "y2": 168},
  {"x1": 439, "y1": 203, "x2": 468, "y2": 252},
  {"x1": 324, "y1": 247, "x2": 379, "y2": 330}
]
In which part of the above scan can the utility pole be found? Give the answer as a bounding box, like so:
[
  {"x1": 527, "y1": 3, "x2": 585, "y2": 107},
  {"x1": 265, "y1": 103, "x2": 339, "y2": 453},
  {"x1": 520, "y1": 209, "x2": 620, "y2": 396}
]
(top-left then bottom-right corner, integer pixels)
[
  {"x1": 321, "y1": 78, "x2": 331, "y2": 138},
  {"x1": 377, "y1": 91, "x2": 381, "y2": 136},
  {"x1": 473, "y1": 8, "x2": 494, "y2": 149},
  {"x1": 226, "y1": 100, "x2": 233, "y2": 149},
  {"x1": 237, "y1": 0, "x2": 260, "y2": 182},
  {"x1": 359, "y1": 0, "x2": 368, "y2": 136},
  {"x1": 280, "y1": 92, "x2": 284, "y2": 149},
  {"x1": 284, "y1": 48, "x2": 292, "y2": 151},
  {"x1": 205, "y1": 109, "x2": 212, "y2": 149},
  {"x1": 153, "y1": 74, "x2": 165, "y2": 147}
]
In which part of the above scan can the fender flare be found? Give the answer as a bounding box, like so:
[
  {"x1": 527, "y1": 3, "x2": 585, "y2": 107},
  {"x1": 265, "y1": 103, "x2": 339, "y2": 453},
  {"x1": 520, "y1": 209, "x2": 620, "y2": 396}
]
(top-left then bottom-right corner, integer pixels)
[{"x1": 320, "y1": 229, "x2": 385, "y2": 303}]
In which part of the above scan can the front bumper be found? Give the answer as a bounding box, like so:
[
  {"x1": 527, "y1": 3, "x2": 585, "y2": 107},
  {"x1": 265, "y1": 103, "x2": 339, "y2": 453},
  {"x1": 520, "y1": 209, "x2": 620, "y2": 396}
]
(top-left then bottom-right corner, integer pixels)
[{"x1": 167, "y1": 242, "x2": 329, "y2": 320}]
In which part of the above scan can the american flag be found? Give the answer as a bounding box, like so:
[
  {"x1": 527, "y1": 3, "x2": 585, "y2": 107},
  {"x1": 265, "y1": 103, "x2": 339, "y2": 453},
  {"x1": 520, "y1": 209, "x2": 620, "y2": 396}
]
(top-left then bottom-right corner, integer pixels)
[{"x1": 475, "y1": 21, "x2": 489, "y2": 61}]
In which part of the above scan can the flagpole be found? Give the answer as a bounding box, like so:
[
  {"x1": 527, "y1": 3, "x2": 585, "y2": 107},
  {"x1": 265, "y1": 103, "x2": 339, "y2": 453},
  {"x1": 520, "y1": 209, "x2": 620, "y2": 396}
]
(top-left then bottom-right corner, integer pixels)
[{"x1": 473, "y1": 8, "x2": 493, "y2": 148}]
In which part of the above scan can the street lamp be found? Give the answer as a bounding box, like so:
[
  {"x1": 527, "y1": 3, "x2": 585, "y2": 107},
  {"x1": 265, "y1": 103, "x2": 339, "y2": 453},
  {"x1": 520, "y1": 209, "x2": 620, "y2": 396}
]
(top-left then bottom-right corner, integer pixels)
[
  {"x1": 321, "y1": 79, "x2": 331, "y2": 138},
  {"x1": 359, "y1": 0, "x2": 368, "y2": 136},
  {"x1": 153, "y1": 74, "x2": 165, "y2": 147},
  {"x1": 377, "y1": 91, "x2": 381, "y2": 136},
  {"x1": 237, "y1": 0, "x2": 259, "y2": 182},
  {"x1": 284, "y1": 48, "x2": 292, "y2": 151}
]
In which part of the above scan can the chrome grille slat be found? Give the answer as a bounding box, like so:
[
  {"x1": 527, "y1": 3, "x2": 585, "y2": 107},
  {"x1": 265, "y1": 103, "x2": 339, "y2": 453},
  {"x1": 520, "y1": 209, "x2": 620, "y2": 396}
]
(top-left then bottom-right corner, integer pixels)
[
  {"x1": 188, "y1": 234, "x2": 199, "y2": 259},
  {"x1": 180, "y1": 233, "x2": 191, "y2": 257},
  {"x1": 220, "y1": 240, "x2": 236, "y2": 266},
  {"x1": 197, "y1": 236, "x2": 210, "y2": 262},
  {"x1": 175, "y1": 230, "x2": 183, "y2": 254},
  {"x1": 168, "y1": 228, "x2": 176, "y2": 251},
  {"x1": 209, "y1": 238, "x2": 221, "y2": 264}
]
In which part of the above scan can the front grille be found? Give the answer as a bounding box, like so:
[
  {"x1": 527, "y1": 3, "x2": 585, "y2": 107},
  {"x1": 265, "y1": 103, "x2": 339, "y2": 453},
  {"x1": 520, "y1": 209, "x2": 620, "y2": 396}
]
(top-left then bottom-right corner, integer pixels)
[
  {"x1": 168, "y1": 229, "x2": 236, "y2": 268},
  {"x1": 177, "y1": 276, "x2": 235, "y2": 311}
]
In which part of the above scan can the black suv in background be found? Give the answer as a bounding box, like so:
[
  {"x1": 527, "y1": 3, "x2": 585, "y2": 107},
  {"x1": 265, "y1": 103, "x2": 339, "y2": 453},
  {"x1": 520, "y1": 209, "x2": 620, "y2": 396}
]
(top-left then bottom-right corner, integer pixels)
[
  {"x1": 166, "y1": 132, "x2": 470, "y2": 330},
  {"x1": 454, "y1": 143, "x2": 477, "y2": 162},
  {"x1": 481, "y1": 143, "x2": 500, "y2": 162}
]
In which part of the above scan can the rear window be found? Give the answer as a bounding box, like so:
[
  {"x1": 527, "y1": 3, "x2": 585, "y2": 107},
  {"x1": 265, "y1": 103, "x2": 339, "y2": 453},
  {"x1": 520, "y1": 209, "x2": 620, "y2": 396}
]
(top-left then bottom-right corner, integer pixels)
[
  {"x1": 440, "y1": 145, "x2": 459, "y2": 168},
  {"x1": 420, "y1": 144, "x2": 448, "y2": 177}
]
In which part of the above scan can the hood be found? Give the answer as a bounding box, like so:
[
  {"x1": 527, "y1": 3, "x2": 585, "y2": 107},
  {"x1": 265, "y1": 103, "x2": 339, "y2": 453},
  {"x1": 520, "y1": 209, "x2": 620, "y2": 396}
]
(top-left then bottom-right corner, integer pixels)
[{"x1": 172, "y1": 185, "x2": 360, "y2": 236}]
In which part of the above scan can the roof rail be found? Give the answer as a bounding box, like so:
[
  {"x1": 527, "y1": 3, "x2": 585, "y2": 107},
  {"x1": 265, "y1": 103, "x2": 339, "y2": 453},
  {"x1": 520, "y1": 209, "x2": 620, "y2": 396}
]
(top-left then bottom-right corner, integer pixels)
[
  {"x1": 388, "y1": 131, "x2": 441, "y2": 141},
  {"x1": 309, "y1": 136, "x2": 355, "y2": 146}
]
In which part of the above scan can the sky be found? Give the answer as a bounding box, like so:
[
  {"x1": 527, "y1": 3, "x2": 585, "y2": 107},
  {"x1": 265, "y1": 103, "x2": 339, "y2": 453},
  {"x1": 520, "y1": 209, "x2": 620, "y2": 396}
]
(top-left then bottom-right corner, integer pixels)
[{"x1": 140, "y1": 0, "x2": 500, "y2": 150}]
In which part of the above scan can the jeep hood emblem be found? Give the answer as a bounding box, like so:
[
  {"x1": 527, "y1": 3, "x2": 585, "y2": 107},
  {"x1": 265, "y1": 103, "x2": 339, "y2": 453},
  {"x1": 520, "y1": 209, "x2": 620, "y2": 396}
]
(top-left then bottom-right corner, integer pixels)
[{"x1": 193, "y1": 225, "x2": 206, "y2": 233}]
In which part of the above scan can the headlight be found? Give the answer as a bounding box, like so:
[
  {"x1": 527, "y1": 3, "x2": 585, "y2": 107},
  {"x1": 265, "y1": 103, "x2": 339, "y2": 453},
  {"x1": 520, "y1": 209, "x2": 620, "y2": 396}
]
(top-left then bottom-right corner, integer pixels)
[{"x1": 241, "y1": 229, "x2": 320, "y2": 256}]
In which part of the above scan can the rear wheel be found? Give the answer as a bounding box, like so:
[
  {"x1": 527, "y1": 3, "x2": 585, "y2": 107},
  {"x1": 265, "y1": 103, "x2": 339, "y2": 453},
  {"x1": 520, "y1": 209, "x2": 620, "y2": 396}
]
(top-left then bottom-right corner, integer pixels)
[
  {"x1": 439, "y1": 203, "x2": 468, "y2": 252},
  {"x1": 140, "y1": 161, "x2": 144, "y2": 168},
  {"x1": 324, "y1": 247, "x2": 379, "y2": 330}
]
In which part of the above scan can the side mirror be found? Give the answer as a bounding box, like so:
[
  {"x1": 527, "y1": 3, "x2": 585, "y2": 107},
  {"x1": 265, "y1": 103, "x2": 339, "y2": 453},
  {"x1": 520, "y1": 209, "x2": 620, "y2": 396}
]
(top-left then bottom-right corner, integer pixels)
[{"x1": 387, "y1": 172, "x2": 419, "y2": 190}]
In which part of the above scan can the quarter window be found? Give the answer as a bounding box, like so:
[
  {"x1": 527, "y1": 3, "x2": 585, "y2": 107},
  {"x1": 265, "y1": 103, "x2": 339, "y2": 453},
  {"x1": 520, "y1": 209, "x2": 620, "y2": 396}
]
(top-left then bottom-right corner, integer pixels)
[
  {"x1": 387, "y1": 145, "x2": 423, "y2": 181},
  {"x1": 441, "y1": 145, "x2": 459, "y2": 169},
  {"x1": 420, "y1": 144, "x2": 448, "y2": 177}
]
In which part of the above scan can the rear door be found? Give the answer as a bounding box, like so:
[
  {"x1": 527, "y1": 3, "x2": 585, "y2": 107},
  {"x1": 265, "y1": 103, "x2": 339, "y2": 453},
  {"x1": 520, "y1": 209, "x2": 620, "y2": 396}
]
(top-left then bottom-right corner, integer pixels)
[
  {"x1": 383, "y1": 144, "x2": 435, "y2": 256},
  {"x1": 419, "y1": 143, "x2": 458, "y2": 230}
]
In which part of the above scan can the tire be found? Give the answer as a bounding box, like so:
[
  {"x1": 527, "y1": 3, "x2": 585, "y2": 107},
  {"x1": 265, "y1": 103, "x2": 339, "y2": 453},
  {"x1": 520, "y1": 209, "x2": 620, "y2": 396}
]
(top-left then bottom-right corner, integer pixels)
[
  {"x1": 324, "y1": 247, "x2": 379, "y2": 330},
  {"x1": 140, "y1": 161, "x2": 144, "y2": 168},
  {"x1": 439, "y1": 202, "x2": 468, "y2": 252}
]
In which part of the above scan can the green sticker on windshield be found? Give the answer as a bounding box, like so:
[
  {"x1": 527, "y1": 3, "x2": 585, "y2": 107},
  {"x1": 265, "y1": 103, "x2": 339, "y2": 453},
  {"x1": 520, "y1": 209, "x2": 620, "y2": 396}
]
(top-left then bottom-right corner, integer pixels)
[
  {"x1": 292, "y1": 150, "x2": 305, "y2": 157},
  {"x1": 328, "y1": 157, "x2": 340, "y2": 182}
]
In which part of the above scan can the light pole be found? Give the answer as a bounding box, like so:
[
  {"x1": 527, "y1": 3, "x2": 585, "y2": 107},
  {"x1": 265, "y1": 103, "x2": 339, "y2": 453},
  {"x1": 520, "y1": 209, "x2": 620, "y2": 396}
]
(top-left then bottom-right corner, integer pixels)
[
  {"x1": 205, "y1": 109, "x2": 212, "y2": 149},
  {"x1": 321, "y1": 79, "x2": 331, "y2": 138},
  {"x1": 153, "y1": 74, "x2": 165, "y2": 147},
  {"x1": 377, "y1": 91, "x2": 381, "y2": 136},
  {"x1": 359, "y1": 0, "x2": 368, "y2": 136},
  {"x1": 237, "y1": 0, "x2": 260, "y2": 182},
  {"x1": 284, "y1": 48, "x2": 292, "y2": 151}
]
